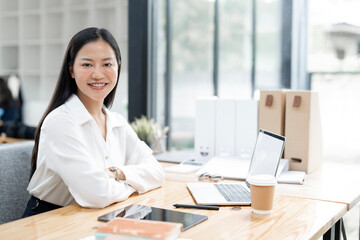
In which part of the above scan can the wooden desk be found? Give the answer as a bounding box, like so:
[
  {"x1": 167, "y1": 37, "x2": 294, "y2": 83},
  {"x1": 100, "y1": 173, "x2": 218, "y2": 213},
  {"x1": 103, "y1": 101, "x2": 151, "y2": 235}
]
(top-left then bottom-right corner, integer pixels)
[
  {"x1": 163, "y1": 161, "x2": 360, "y2": 211},
  {"x1": 276, "y1": 162, "x2": 360, "y2": 211},
  {"x1": 163, "y1": 161, "x2": 360, "y2": 239},
  {"x1": 0, "y1": 135, "x2": 30, "y2": 144},
  {"x1": 0, "y1": 180, "x2": 347, "y2": 240}
]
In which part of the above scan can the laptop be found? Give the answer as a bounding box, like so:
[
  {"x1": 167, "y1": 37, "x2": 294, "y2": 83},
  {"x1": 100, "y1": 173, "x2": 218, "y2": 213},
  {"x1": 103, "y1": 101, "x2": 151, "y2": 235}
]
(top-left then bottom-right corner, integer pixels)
[{"x1": 187, "y1": 129, "x2": 285, "y2": 205}]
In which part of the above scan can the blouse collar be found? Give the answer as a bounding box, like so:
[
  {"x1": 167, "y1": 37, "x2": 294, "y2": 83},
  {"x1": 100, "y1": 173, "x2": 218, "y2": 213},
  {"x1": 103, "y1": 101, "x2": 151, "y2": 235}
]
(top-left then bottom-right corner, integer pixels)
[{"x1": 65, "y1": 94, "x2": 126, "y2": 129}]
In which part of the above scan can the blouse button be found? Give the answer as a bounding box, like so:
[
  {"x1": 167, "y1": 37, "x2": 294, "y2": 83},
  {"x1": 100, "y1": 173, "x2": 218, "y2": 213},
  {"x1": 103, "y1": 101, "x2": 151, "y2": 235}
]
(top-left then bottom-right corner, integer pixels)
[{"x1": 105, "y1": 156, "x2": 109, "y2": 160}]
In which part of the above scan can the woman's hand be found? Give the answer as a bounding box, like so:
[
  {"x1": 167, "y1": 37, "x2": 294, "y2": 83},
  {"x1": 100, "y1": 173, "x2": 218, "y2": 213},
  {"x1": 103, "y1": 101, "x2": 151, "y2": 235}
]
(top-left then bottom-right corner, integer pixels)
[
  {"x1": 105, "y1": 168, "x2": 114, "y2": 179},
  {"x1": 105, "y1": 167, "x2": 126, "y2": 181}
]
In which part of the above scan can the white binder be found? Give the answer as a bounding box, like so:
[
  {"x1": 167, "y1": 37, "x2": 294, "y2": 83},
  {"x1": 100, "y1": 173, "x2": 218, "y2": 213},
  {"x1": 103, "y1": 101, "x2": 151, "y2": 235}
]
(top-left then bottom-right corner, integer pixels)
[
  {"x1": 215, "y1": 99, "x2": 236, "y2": 157},
  {"x1": 235, "y1": 99, "x2": 258, "y2": 158},
  {"x1": 194, "y1": 97, "x2": 217, "y2": 162}
]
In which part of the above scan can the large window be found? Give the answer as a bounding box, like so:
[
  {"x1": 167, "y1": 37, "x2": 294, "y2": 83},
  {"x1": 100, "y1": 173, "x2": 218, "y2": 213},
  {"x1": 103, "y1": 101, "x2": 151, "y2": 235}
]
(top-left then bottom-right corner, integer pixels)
[
  {"x1": 170, "y1": 0, "x2": 215, "y2": 149},
  {"x1": 308, "y1": 0, "x2": 360, "y2": 164},
  {"x1": 255, "y1": 0, "x2": 282, "y2": 89},
  {"x1": 218, "y1": 1, "x2": 252, "y2": 98},
  {"x1": 156, "y1": 0, "x2": 284, "y2": 149}
]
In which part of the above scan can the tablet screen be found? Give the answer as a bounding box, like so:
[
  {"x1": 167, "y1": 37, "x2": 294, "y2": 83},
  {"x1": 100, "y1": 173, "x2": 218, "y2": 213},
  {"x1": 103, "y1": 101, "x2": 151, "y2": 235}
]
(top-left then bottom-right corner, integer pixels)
[{"x1": 98, "y1": 204, "x2": 208, "y2": 231}]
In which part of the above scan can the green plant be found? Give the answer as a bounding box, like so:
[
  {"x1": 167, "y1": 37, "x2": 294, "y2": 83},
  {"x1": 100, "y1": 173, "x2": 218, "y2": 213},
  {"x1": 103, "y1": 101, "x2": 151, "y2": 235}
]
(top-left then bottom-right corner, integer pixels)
[{"x1": 130, "y1": 115, "x2": 157, "y2": 145}]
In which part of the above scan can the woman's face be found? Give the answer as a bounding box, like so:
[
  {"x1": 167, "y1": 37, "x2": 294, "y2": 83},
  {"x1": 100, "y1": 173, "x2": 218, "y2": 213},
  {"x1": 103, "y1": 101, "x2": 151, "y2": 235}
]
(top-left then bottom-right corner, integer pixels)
[{"x1": 69, "y1": 39, "x2": 118, "y2": 105}]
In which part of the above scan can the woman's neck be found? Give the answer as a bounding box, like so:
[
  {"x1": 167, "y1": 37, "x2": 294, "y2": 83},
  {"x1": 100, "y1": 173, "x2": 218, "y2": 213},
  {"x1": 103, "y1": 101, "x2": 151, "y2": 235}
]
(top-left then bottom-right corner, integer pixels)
[
  {"x1": 76, "y1": 93, "x2": 104, "y2": 119},
  {"x1": 76, "y1": 93, "x2": 107, "y2": 140}
]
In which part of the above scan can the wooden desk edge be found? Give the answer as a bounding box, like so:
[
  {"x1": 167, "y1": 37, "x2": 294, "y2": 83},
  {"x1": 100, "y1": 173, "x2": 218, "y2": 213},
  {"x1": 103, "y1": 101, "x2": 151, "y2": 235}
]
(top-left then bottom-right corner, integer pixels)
[
  {"x1": 313, "y1": 203, "x2": 347, "y2": 240},
  {"x1": 0, "y1": 137, "x2": 32, "y2": 143},
  {"x1": 0, "y1": 182, "x2": 349, "y2": 240}
]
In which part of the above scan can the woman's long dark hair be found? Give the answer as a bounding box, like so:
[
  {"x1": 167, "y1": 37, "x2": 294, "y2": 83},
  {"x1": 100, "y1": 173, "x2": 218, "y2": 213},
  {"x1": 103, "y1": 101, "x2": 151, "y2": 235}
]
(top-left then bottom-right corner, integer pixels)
[{"x1": 30, "y1": 27, "x2": 122, "y2": 179}]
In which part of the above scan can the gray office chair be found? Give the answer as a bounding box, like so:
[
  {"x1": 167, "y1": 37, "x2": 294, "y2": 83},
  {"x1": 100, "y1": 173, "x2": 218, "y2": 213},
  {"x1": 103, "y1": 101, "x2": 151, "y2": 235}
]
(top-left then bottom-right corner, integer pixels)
[{"x1": 0, "y1": 141, "x2": 34, "y2": 224}]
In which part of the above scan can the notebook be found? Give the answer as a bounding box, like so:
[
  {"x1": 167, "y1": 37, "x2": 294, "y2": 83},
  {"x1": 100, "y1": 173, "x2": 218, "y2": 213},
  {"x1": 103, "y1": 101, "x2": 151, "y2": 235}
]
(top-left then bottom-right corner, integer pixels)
[{"x1": 187, "y1": 129, "x2": 285, "y2": 205}]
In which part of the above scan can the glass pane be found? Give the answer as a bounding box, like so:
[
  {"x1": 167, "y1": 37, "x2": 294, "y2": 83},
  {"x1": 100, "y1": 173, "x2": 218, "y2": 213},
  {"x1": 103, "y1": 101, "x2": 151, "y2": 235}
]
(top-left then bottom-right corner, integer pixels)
[
  {"x1": 218, "y1": 0, "x2": 252, "y2": 99},
  {"x1": 309, "y1": 0, "x2": 360, "y2": 169},
  {"x1": 156, "y1": 0, "x2": 166, "y2": 128},
  {"x1": 170, "y1": 0, "x2": 214, "y2": 149},
  {"x1": 309, "y1": 0, "x2": 360, "y2": 72},
  {"x1": 255, "y1": 0, "x2": 281, "y2": 90}
]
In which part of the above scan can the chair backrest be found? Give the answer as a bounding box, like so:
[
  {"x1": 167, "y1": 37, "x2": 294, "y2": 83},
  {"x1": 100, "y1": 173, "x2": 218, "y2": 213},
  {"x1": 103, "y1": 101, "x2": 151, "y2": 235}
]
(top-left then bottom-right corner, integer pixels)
[{"x1": 0, "y1": 141, "x2": 34, "y2": 224}]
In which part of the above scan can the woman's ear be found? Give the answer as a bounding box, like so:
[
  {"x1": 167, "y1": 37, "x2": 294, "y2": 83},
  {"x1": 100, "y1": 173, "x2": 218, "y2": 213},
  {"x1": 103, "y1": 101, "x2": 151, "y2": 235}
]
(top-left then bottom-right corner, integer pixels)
[{"x1": 69, "y1": 65, "x2": 75, "y2": 78}]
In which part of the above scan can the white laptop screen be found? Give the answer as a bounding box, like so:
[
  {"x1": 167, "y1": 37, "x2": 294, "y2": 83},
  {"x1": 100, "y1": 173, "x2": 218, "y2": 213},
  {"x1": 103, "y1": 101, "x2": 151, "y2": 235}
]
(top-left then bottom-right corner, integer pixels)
[{"x1": 246, "y1": 129, "x2": 285, "y2": 183}]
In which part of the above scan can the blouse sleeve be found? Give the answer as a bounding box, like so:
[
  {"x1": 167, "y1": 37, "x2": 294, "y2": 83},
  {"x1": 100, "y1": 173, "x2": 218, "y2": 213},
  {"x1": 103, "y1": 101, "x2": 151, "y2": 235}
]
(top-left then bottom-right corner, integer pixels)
[
  {"x1": 120, "y1": 123, "x2": 165, "y2": 193},
  {"x1": 42, "y1": 113, "x2": 135, "y2": 209}
]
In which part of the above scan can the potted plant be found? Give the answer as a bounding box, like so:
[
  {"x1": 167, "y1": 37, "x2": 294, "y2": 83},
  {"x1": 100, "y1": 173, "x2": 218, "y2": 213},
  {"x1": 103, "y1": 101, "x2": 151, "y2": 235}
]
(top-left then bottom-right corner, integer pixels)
[{"x1": 130, "y1": 116, "x2": 169, "y2": 154}]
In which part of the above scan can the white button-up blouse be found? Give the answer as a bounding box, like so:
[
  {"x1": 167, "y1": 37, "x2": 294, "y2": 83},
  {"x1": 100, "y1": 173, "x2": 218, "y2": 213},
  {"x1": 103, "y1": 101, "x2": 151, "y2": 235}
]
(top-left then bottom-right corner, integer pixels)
[{"x1": 27, "y1": 94, "x2": 165, "y2": 208}]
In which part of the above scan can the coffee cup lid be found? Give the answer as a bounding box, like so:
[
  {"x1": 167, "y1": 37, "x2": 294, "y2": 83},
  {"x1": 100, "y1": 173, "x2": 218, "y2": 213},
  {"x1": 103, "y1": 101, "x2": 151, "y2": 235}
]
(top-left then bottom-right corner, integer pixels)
[{"x1": 247, "y1": 174, "x2": 277, "y2": 186}]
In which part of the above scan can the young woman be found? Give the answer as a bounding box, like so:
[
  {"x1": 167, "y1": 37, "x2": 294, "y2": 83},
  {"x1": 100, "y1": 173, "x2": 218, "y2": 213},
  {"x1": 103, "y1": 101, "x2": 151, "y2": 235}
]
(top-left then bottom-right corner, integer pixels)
[{"x1": 23, "y1": 28, "x2": 165, "y2": 217}]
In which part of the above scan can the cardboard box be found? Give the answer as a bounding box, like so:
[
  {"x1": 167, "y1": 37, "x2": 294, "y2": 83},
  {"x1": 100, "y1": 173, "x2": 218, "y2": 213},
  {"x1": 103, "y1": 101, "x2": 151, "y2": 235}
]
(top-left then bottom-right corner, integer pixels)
[
  {"x1": 284, "y1": 91, "x2": 323, "y2": 173},
  {"x1": 258, "y1": 90, "x2": 287, "y2": 136}
]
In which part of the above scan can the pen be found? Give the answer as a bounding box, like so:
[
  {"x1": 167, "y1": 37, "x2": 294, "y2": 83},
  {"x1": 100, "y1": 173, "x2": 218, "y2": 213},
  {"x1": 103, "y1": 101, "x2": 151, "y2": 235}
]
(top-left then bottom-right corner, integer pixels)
[{"x1": 173, "y1": 204, "x2": 219, "y2": 210}]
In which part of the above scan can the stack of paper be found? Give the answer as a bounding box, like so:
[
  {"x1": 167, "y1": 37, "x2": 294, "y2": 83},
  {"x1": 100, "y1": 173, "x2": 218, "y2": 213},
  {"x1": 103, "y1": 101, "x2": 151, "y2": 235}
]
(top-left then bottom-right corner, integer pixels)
[
  {"x1": 165, "y1": 161, "x2": 203, "y2": 174},
  {"x1": 196, "y1": 157, "x2": 250, "y2": 180},
  {"x1": 277, "y1": 171, "x2": 306, "y2": 184},
  {"x1": 155, "y1": 150, "x2": 195, "y2": 164}
]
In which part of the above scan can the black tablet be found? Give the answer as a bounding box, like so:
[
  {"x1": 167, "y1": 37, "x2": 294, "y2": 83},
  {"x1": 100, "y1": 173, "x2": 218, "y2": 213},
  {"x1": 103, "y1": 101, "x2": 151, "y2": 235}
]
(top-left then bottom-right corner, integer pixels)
[{"x1": 97, "y1": 204, "x2": 208, "y2": 231}]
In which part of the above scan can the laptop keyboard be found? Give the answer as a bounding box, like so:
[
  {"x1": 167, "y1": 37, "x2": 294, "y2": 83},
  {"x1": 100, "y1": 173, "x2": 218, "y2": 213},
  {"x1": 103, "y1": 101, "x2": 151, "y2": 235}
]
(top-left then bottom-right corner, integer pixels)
[{"x1": 214, "y1": 184, "x2": 251, "y2": 202}]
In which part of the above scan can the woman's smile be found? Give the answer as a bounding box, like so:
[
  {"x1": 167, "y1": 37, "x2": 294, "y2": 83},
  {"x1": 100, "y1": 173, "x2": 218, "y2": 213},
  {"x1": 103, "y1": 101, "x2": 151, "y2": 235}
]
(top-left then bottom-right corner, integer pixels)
[{"x1": 88, "y1": 82, "x2": 108, "y2": 90}]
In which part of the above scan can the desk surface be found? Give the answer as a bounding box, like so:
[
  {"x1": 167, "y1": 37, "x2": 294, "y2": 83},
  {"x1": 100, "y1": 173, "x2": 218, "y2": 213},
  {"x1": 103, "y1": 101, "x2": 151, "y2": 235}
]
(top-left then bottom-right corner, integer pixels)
[
  {"x1": 0, "y1": 136, "x2": 30, "y2": 144},
  {"x1": 164, "y1": 161, "x2": 360, "y2": 211},
  {"x1": 276, "y1": 162, "x2": 360, "y2": 210},
  {"x1": 0, "y1": 180, "x2": 347, "y2": 240}
]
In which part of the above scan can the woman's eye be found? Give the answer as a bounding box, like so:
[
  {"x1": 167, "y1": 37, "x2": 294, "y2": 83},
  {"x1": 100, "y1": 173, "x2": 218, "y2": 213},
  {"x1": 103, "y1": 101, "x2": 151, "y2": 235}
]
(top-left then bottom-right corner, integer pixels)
[
  {"x1": 82, "y1": 63, "x2": 91, "y2": 67},
  {"x1": 104, "y1": 63, "x2": 112, "y2": 67}
]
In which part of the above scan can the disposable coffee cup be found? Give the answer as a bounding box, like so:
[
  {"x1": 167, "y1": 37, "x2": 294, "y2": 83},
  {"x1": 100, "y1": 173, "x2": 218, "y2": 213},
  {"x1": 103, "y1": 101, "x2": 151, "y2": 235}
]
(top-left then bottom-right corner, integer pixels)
[{"x1": 248, "y1": 174, "x2": 277, "y2": 214}]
